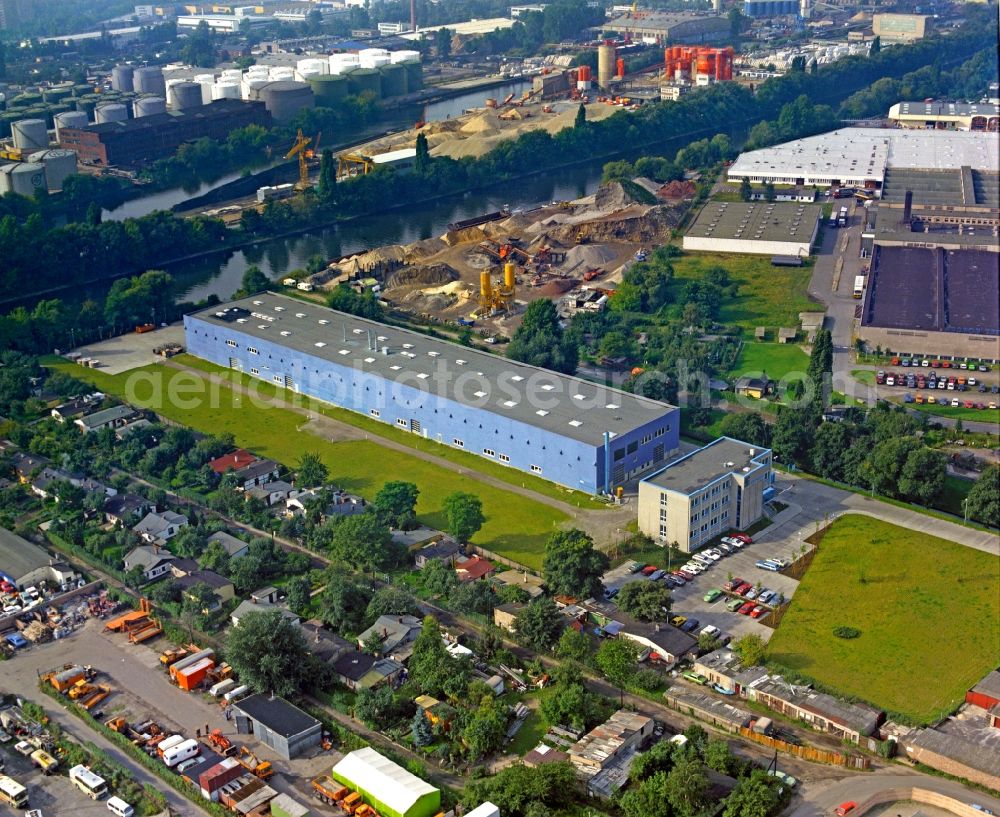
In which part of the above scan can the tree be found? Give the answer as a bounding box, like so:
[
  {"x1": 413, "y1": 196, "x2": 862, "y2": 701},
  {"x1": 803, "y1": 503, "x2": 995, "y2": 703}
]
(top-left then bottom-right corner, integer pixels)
[
  {"x1": 373, "y1": 481, "x2": 419, "y2": 529},
  {"x1": 285, "y1": 576, "x2": 311, "y2": 614},
  {"x1": 408, "y1": 616, "x2": 459, "y2": 697},
  {"x1": 703, "y1": 739, "x2": 740, "y2": 776},
  {"x1": 296, "y1": 452, "x2": 328, "y2": 487},
  {"x1": 574, "y1": 103, "x2": 586, "y2": 129},
  {"x1": 354, "y1": 684, "x2": 398, "y2": 730},
  {"x1": 434, "y1": 27, "x2": 452, "y2": 58},
  {"x1": 739, "y1": 177, "x2": 753, "y2": 202},
  {"x1": 897, "y1": 447, "x2": 946, "y2": 504},
  {"x1": 698, "y1": 632, "x2": 722, "y2": 654},
  {"x1": 317, "y1": 149, "x2": 337, "y2": 202},
  {"x1": 124, "y1": 565, "x2": 146, "y2": 589},
  {"x1": 631, "y1": 739, "x2": 676, "y2": 782},
  {"x1": 870, "y1": 35, "x2": 881, "y2": 54},
  {"x1": 181, "y1": 582, "x2": 217, "y2": 617},
  {"x1": 724, "y1": 769, "x2": 782, "y2": 817},
  {"x1": 365, "y1": 586, "x2": 418, "y2": 621},
  {"x1": 965, "y1": 465, "x2": 999, "y2": 527},
  {"x1": 414, "y1": 132, "x2": 431, "y2": 174},
  {"x1": 763, "y1": 182, "x2": 776, "y2": 202},
  {"x1": 412, "y1": 710, "x2": 434, "y2": 746},
  {"x1": 666, "y1": 757, "x2": 711, "y2": 817},
  {"x1": 226, "y1": 610, "x2": 310, "y2": 697},
  {"x1": 732, "y1": 633, "x2": 766, "y2": 667},
  {"x1": 320, "y1": 575, "x2": 372, "y2": 634},
  {"x1": 542, "y1": 528, "x2": 608, "y2": 599},
  {"x1": 449, "y1": 580, "x2": 496, "y2": 616},
  {"x1": 462, "y1": 761, "x2": 576, "y2": 817},
  {"x1": 514, "y1": 597, "x2": 563, "y2": 651},
  {"x1": 421, "y1": 557, "x2": 459, "y2": 597},
  {"x1": 329, "y1": 513, "x2": 397, "y2": 572},
  {"x1": 616, "y1": 580, "x2": 672, "y2": 621},
  {"x1": 719, "y1": 412, "x2": 771, "y2": 447},
  {"x1": 506, "y1": 299, "x2": 578, "y2": 375},
  {"x1": 602, "y1": 160, "x2": 634, "y2": 184},
  {"x1": 361, "y1": 630, "x2": 384, "y2": 656},
  {"x1": 621, "y1": 772, "x2": 670, "y2": 817},
  {"x1": 237, "y1": 264, "x2": 271, "y2": 297},
  {"x1": 442, "y1": 491, "x2": 485, "y2": 543},
  {"x1": 596, "y1": 638, "x2": 639, "y2": 705},
  {"x1": 539, "y1": 665, "x2": 603, "y2": 732},
  {"x1": 463, "y1": 695, "x2": 508, "y2": 759},
  {"x1": 728, "y1": 7, "x2": 744, "y2": 37},
  {"x1": 555, "y1": 627, "x2": 590, "y2": 662}
]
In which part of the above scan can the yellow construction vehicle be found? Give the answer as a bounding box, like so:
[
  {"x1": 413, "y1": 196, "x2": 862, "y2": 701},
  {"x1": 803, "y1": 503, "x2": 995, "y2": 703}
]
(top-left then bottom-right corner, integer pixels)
[
  {"x1": 237, "y1": 746, "x2": 273, "y2": 780},
  {"x1": 337, "y1": 153, "x2": 374, "y2": 179},
  {"x1": 286, "y1": 129, "x2": 313, "y2": 190}
]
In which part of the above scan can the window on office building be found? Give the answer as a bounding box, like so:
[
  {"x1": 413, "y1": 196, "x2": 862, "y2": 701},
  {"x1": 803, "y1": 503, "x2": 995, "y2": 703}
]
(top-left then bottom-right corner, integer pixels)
[
  {"x1": 370, "y1": 409, "x2": 380, "y2": 418},
  {"x1": 250, "y1": 368, "x2": 259, "y2": 375},
  {"x1": 396, "y1": 418, "x2": 407, "y2": 427},
  {"x1": 499, "y1": 454, "x2": 510, "y2": 463},
  {"x1": 530, "y1": 464, "x2": 542, "y2": 473},
  {"x1": 453, "y1": 438, "x2": 464, "y2": 447},
  {"x1": 226, "y1": 339, "x2": 238, "y2": 347},
  {"x1": 483, "y1": 448, "x2": 495, "y2": 457}
]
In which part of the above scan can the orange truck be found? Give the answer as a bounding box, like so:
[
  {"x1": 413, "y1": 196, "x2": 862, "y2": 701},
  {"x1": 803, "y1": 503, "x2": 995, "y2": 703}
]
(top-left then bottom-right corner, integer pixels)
[
  {"x1": 135, "y1": 323, "x2": 155, "y2": 334},
  {"x1": 341, "y1": 792, "x2": 362, "y2": 814}
]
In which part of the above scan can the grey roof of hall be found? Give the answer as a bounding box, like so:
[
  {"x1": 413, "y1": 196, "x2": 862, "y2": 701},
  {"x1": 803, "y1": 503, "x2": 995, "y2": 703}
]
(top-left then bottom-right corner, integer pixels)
[
  {"x1": 189, "y1": 292, "x2": 675, "y2": 446},
  {"x1": 642, "y1": 437, "x2": 770, "y2": 495},
  {"x1": 0, "y1": 527, "x2": 61, "y2": 579},
  {"x1": 894, "y1": 101, "x2": 1000, "y2": 118},
  {"x1": 687, "y1": 201, "x2": 823, "y2": 243}
]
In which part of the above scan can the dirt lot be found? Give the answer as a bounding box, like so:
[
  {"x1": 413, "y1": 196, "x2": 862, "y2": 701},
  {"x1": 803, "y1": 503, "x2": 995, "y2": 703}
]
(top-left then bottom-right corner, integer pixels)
[
  {"x1": 70, "y1": 325, "x2": 186, "y2": 375},
  {"x1": 5, "y1": 619, "x2": 341, "y2": 808}
]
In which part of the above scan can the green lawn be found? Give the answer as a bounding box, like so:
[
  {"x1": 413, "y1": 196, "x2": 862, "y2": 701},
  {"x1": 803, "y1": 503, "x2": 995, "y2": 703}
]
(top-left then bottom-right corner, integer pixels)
[
  {"x1": 911, "y1": 401, "x2": 1000, "y2": 423},
  {"x1": 767, "y1": 514, "x2": 1000, "y2": 724},
  {"x1": 726, "y1": 342, "x2": 810, "y2": 384},
  {"x1": 851, "y1": 369, "x2": 876, "y2": 385},
  {"x1": 672, "y1": 252, "x2": 821, "y2": 329},
  {"x1": 938, "y1": 474, "x2": 973, "y2": 518},
  {"x1": 173, "y1": 355, "x2": 605, "y2": 511},
  {"x1": 43, "y1": 358, "x2": 567, "y2": 569}
]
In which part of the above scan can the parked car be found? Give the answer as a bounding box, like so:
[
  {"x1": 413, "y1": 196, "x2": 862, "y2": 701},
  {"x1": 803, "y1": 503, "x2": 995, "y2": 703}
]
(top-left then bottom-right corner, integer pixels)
[
  {"x1": 723, "y1": 577, "x2": 744, "y2": 591},
  {"x1": 750, "y1": 606, "x2": 769, "y2": 619},
  {"x1": 726, "y1": 597, "x2": 745, "y2": 611},
  {"x1": 680, "y1": 618, "x2": 700, "y2": 632},
  {"x1": 904, "y1": 393, "x2": 914, "y2": 403},
  {"x1": 629, "y1": 561, "x2": 646, "y2": 573},
  {"x1": 738, "y1": 602, "x2": 756, "y2": 615},
  {"x1": 712, "y1": 683, "x2": 735, "y2": 696},
  {"x1": 649, "y1": 569, "x2": 665, "y2": 581},
  {"x1": 970, "y1": 805, "x2": 995, "y2": 816},
  {"x1": 717, "y1": 542, "x2": 736, "y2": 555},
  {"x1": 682, "y1": 671, "x2": 708, "y2": 685},
  {"x1": 666, "y1": 576, "x2": 685, "y2": 588},
  {"x1": 835, "y1": 803, "x2": 858, "y2": 816},
  {"x1": 736, "y1": 582, "x2": 754, "y2": 595},
  {"x1": 745, "y1": 587, "x2": 759, "y2": 600},
  {"x1": 703, "y1": 548, "x2": 723, "y2": 560},
  {"x1": 721, "y1": 536, "x2": 740, "y2": 546},
  {"x1": 758, "y1": 590, "x2": 776, "y2": 605},
  {"x1": 700, "y1": 624, "x2": 721, "y2": 638},
  {"x1": 703, "y1": 589, "x2": 722, "y2": 603},
  {"x1": 734, "y1": 533, "x2": 753, "y2": 544},
  {"x1": 641, "y1": 565, "x2": 658, "y2": 575},
  {"x1": 604, "y1": 587, "x2": 620, "y2": 600},
  {"x1": 670, "y1": 616, "x2": 687, "y2": 628},
  {"x1": 672, "y1": 571, "x2": 692, "y2": 582}
]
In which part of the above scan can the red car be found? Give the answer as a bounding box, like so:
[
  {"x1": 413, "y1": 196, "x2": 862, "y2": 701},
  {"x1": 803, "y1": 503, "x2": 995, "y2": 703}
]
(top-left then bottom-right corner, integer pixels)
[
  {"x1": 964, "y1": 400, "x2": 975, "y2": 409},
  {"x1": 750, "y1": 606, "x2": 768, "y2": 619},
  {"x1": 836, "y1": 803, "x2": 857, "y2": 817},
  {"x1": 734, "y1": 533, "x2": 753, "y2": 544},
  {"x1": 671, "y1": 571, "x2": 691, "y2": 582},
  {"x1": 641, "y1": 565, "x2": 658, "y2": 575},
  {"x1": 723, "y1": 577, "x2": 745, "y2": 591},
  {"x1": 738, "y1": 602, "x2": 756, "y2": 615},
  {"x1": 736, "y1": 583, "x2": 754, "y2": 596}
]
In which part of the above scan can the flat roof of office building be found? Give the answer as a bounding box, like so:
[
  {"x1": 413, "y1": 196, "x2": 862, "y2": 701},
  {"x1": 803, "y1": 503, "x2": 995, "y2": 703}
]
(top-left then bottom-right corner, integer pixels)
[
  {"x1": 892, "y1": 101, "x2": 1000, "y2": 118},
  {"x1": 187, "y1": 292, "x2": 675, "y2": 446},
  {"x1": 728, "y1": 128, "x2": 999, "y2": 183},
  {"x1": 686, "y1": 201, "x2": 823, "y2": 243},
  {"x1": 641, "y1": 437, "x2": 770, "y2": 495},
  {"x1": 862, "y1": 246, "x2": 1000, "y2": 334}
]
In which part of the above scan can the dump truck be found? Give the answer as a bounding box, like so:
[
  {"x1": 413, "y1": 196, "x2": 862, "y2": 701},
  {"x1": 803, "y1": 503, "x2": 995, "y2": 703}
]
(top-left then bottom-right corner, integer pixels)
[
  {"x1": 341, "y1": 791, "x2": 363, "y2": 814},
  {"x1": 311, "y1": 776, "x2": 348, "y2": 805},
  {"x1": 237, "y1": 748, "x2": 273, "y2": 780}
]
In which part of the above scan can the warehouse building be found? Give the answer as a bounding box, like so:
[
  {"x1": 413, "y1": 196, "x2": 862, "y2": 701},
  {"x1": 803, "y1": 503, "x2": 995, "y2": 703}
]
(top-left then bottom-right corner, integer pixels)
[
  {"x1": 231, "y1": 694, "x2": 322, "y2": 760},
  {"x1": 0, "y1": 527, "x2": 79, "y2": 590},
  {"x1": 598, "y1": 11, "x2": 730, "y2": 44},
  {"x1": 331, "y1": 748, "x2": 441, "y2": 817},
  {"x1": 871, "y1": 13, "x2": 931, "y2": 42},
  {"x1": 888, "y1": 101, "x2": 1000, "y2": 132},
  {"x1": 727, "y1": 128, "x2": 998, "y2": 191},
  {"x1": 184, "y1": 293, "x2": 680, "y2": 494},
  {"x1": 59, "y1": 99, "x2": 272, "y2": 167},
  {"x1": 858, "y1": 246, "x2": 1000, "y2": 361},
  {"x1": 637, "y1": 437, "x2": 773, "y2": 552},
  {"x1": 683, "y1": 200, "x2": 822, "y2": 256}
]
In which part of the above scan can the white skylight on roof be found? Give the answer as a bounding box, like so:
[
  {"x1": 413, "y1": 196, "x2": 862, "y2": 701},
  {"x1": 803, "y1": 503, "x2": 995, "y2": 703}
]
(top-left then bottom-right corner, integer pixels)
[
  {"x1": 606, "y1": 403, "x2": 620, "y2": 410},
  {"x1": 474, "y1": 390, "x2": 487, "y2": 398},
  {"x1": 237, "y1": 318, "x2": 247, "y2": 323},
  {"x1": 403, "y1": 343, "x2": 414, "y2": 349},
  {"x1": 364, "y1": 357, "x2": 375, "y2": 363},
  {"x1": 378, "y1": 336, "x2": 387, "y2": 341},
  {"x1": 390, "y1": 365, "x2": 401, "y2": 370},
  {"x1": 456, "y1": 359, "x2": 466, "y2": 365},
  {"x1": 315, "y1": 342, "x2": 326, "y2": 347},
  {"x1": 258, "y1": 325, "x2": 269, "y2": 330},
  {"x1": 536, "y1": 410, "x2": 549, "y2": 417},
  {"x1": 318, "y1": 319, "x2": 329, "y2": 325},
  {"x1": 511, "y1": 375, "x2": 524, "y2": 382},
  {"x1": 503, "y1": 400, "x2": 517, "y2": 408},
  {"x1": 541, "y1": 385, "x2": 555, "y2": 391},
  {"x1": 338, "y1": 349, "x2": 350, "y2": 356},
  {"x1": 274, "y1": 306, "x2": 285, "y2": 312},
  {"x1": 573, "y1": 394, "x2": 585, "y2": 400},
  {"x1": 280, "y1": 331, "x2": 291, "y2": 336},
  {"x1": 353, "y1": 328, "x2": 363, "y2": 334},
  {"x1": 428, "y1": 351, "x2": 440, "y2": 357},
  {"x1": 568, "y1": 420, "x2": 583, "y2": 427},
  {"x1": 296, "y1": 313, "x2": 306, "y2": 318},
  {"x1": 252, "y1": 300, "x2": 262, "y2": 305},
  {"x1": 417, "y1": 373, "x2": 429, "y2": 379}
]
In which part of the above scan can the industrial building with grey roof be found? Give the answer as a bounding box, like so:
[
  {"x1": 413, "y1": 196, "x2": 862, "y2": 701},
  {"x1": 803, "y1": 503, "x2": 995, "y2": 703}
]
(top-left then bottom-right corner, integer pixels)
[
  {"x1": 185, "y1": 293, "x2": 679, "y2": 494},
  {"x1": 683, "y1": 200, "x2": 823, "y2": 256},
  {"x1": 597, "y1": 11, "x2": 729, "y2": 44}
]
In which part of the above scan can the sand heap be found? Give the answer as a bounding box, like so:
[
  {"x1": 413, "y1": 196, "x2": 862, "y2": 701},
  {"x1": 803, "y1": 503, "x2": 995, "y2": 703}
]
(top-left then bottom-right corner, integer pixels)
[
  {"x1": 385, "y1": 262, "x2": 458, "y2": 289},
  {"x1": 560, "y1": 244, "x2": 621, "y2": 273}
]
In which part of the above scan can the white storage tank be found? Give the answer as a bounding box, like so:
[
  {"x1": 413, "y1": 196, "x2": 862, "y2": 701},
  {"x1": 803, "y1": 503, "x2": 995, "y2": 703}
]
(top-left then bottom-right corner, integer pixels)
[
  {"x1": 0, "y1": 162, "x2": 47, "y2": 197},
  {"x1": 95, "y1": 103, "x2": 128, "y2": 123},
  {"x1": 221, "y1": 68, "x2": 244, "y2": 81},
  {"x1": 241, "y1": 77, "x2": 270, "y2": 100},
  {"x1": 28, "y1": 148, "x2": 77, "y2": 191},
  {"x1": 329, "y1": 54, "x2": 360, "y2": 75},
  {"x1": 245, "y1": 65, "x2": 270, "y2": 77},
  {"x1": 54, "y1": 110, "x2": 89, "y2": 141},
  {"x1": 211, "y1": 80, "x2": 241, "y2": 100},
  {"x1": 133, "y1": 66, "x2": 166, "y2": 96},
  {"x1": 359, "y1": 54, "x2": 391, "y2": 69},
  {"x1": 133, "y1": 96, "x2": 167, "y2": 117},
  {"x1": 12, "y1": 118, "x2": 49, "y2": 151},
  {"x1": 389, "y1": 50, "x2": 421, "y2": 64},
  {"x1": 111, "y1": 65, "x2": 134, "y2": 92},
  {"x1": 194, "y1": 74, "x2": 216, "y2": 104},
  {"x1": 297, "y1": 57, "x2": 329, "y2": 76},
  {"x1": 358, "y1": 47, "x2": 389, "y2": 58},
  {"x1": 268, "y1": 67, "x2": 296, "y2": 81}
]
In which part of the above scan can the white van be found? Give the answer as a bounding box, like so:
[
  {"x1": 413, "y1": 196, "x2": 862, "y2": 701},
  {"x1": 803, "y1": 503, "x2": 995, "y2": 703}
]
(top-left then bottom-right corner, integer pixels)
[
  {"x1": 156, "y1": 735, "x2": 184, "y2": 756},
  {"x1": 107, "y1": 795, "x2": 135, "y2": 816},
  {"x1": 163, "y1": 738, "x2": 199, "y2": 768}
]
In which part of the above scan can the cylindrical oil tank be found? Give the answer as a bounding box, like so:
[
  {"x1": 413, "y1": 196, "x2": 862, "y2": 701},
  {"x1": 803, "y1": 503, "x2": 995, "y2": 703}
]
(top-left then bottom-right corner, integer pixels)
[
  {"x1": 295, "y1": 68, "x2": 323, "y2": 83},
  {"x1": 112, "y1": 65, "x2": 134, "y2": 92},
  {"x1": 359, "y1": 54, "x2": 390, "y2": 69},
  {"x1": 297, "y1": 57, "x2": 329, "y2": 76},
  {"x1": 696, "y1": 54, "x2": 713, "y2": 75},
  {"x1": 309, "y1": 75, "x2": 348, "y2": 106},
  {"x1": 0, "y1": 162, "x2": 47, "y2": 197},
  {"x1": 503, "y1": 263, "x2": 516, "y2": 291},
  {"x1": 133, "y1": 66, "x2": 166, "y2": 96},
  {"x1": 11, "y1": 92, "x2": 42, "y2": 108},
  {"x1": 616, "y1": 57, "x2": 625, "y2": 78},
  {"x1": 12, "y1": 118, "x2": 48, "y2": 150},
  {"x1": 164, "y1": 78, "x2": 183, "y2": 106},
  {"x1": 73, "y1": 83, "x2": 93, "y2": 96},
  {"x1": 211, "y1": 80, "x2": 241, "y2": 101},
  {"x1": 171, "y1": 82, "x2": 202, "y2": 110},
  {"x1": 75, "y1": 97, "x2": 98, "y2": 117},
  {"x1": 329, "y1": 54, "x2": 360, "y2": 75},
  {"x1": 0, "y1": 113, "x2": 20, "y2": 139},
  {"x1": 378, "y1": 63, "x2": 406, "y2": 98},
  {"x1": 221, "y1": 68, "x2": 243, "y2": 81},
  {"x1": 241, "y1": 77, "x2": 270, "y2": 100},
  {"x1": 54, "y1": 110, "x2": 88, "y2": 141},
  {"x1": 133, "y1": 96, "x2": 166, "y2": 117},
  {"x1": 257, "y1": 80, "x2": 314, "y2": 122},
  {"x1": 28, "y1": 148, "x2": 77, "y2": 191},
  {"x1": 95, "y1": 103, "x2": 128, "y2": 123},
  {"x1": 347, "y1": 68, "x2": 380, "y2": 98},
  {"x1": 403, "y1": 61, "x2": 422, "y2": 91},
  {"x1": 268, "y1": 67, "x2": 296, "y2": 82},
  {"x1": 42, "y1": 86, "x2": 73, "y2": 104},
  {"x1": 245, "y1": 64, "x2": 270, "y2": 77},
  {"x1": 358, "y1": 47, "x2": 389, "y2": 59},
  {"x1": 390, "y1": 49, "x2": 420, "y2": 64},
  {"x1": 597, "y1": 44, "x2": 616, "y2": 89},
  {"x1": 194, "y1": 74, "x2": 216, "y2": 104}
]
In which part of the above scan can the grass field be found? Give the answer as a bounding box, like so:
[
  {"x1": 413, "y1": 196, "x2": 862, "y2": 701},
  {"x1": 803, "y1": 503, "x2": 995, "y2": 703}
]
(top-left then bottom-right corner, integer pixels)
[
  {"x1": 727, "y1": 343, "x2": 810, "y2": 383},
  {"x1": 767, "y1": 514, "x2": 1000, "y2": 724},
  {"x1": 44, "y1": 358, "x2": 568, "y2": 568},
  {"x1": 672, "y1": 252, "x2": 821, "y2": 329},
  {"x1": 851, "y1": 369, "x2": 876, "y2": 385},
  {"x1": 910, "y1": 401, "x2": 1000, "y2": 423}
]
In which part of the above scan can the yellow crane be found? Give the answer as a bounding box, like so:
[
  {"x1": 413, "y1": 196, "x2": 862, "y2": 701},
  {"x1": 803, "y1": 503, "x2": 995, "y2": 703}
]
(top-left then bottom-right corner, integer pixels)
[
  {"x1": 337, "y1": 153, "x2": 374, "y2": 179},
  {"x1": 286, "y1": 128, "x2": 312, "y2": 190}
]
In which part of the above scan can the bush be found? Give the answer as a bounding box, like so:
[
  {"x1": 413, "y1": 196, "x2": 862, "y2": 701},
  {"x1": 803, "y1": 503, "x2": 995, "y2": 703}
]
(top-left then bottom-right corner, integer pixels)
[
  {"x1": 833, "y1": 626, "x2": 861, "y2": 639},
  {"x1": 632, "y1": 668, "x2": 666, "y2": 692}
]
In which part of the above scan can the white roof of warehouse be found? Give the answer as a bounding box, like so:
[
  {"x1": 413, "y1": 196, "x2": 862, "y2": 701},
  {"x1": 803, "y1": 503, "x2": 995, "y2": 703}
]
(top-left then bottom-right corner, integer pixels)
[
  {"x1": 728, "y1": 128, "x2": 999, "y2": 183},
  {"x1": 332, "y1": 748, "x2": 438, "y2": 814}
]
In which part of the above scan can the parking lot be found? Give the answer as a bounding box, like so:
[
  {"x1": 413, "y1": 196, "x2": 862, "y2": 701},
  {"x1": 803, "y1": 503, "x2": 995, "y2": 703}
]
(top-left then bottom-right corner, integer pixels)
[
  {"x1": 4, "y1": 619, "x2": 340, "y2": 808},
  {"x1": 0, "y1": 747, "x2": 120, "y2": 817},
  {"x1": 69, "y1": 323, "x2": 185, "y2": 375}
]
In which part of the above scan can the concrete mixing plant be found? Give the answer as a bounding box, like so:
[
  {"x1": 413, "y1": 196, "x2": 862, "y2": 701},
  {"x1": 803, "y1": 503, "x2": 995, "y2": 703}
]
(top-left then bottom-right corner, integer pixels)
[
  {"x1": 478, "y1": 262, "x2": 517, "y2": 316},
  {"x1": 664, "y1": 46, "x2": 734, "y2": 84}
]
